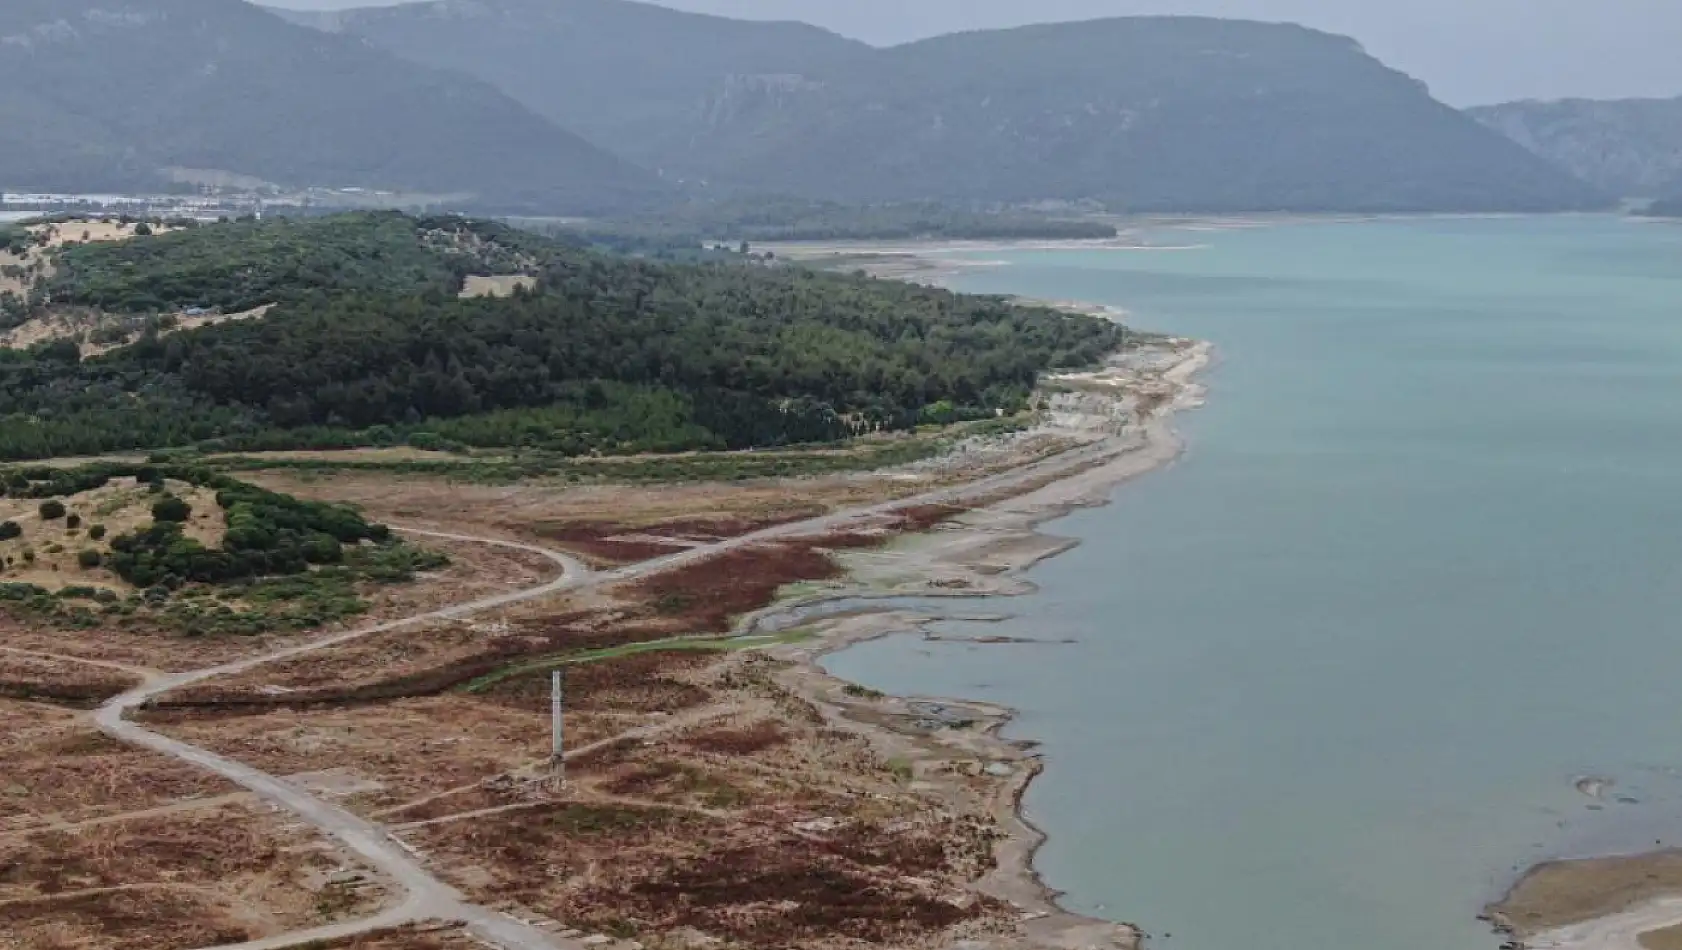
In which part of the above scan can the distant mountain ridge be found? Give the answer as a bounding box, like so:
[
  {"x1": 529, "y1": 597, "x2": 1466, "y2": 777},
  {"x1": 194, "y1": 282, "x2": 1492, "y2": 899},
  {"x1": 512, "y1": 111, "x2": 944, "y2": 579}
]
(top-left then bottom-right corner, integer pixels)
[
  {"x1": 0, "y1": 0, "x2": 664, "y2": 212},
  {"x1": 267, "y1": 0, "x2": 873, "y2": 168},
  {"x1": 1470, "y1": 97, "x2": 1682, "y2": 198},
  {"x1": 290, "y1": 3, "x2": 1606, "y2": 213}
]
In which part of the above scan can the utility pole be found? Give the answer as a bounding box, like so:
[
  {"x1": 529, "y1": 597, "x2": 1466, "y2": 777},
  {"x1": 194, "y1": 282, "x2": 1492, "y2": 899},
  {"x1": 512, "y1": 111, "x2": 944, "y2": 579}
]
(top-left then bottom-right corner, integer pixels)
[{"x1": 550, "y1": 668, "x2": 566, "y2": 786}]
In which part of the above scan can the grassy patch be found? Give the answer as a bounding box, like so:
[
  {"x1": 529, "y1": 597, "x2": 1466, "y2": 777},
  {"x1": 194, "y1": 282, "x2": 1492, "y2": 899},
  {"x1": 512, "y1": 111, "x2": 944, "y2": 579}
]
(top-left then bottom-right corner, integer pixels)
[{"x1": 204, "y1": 414, "x2": 1029, "y2": 486}]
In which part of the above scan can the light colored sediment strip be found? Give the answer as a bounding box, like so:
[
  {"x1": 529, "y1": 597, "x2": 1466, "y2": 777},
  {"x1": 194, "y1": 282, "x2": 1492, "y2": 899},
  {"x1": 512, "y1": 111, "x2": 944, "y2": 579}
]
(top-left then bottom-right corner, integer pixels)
[{"x1": 1528, "y1": 898, "x2": 1682, "y2": 950}]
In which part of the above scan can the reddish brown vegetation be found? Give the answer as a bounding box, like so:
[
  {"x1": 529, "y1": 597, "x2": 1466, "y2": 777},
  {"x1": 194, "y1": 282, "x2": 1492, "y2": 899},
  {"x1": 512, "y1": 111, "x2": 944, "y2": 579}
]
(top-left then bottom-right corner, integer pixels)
[
  {"x1": 622, "y1": 836, "x2": 990, "y2": 946},
  {"x1": 0, "y1": 654, "x2": 139, "y2": 708},
  {"x1": 0, "y1": 889, "x2": 248, "y2": 950},
  {"x1": 601, "y1": 760, "x2": 752, "y2": 808},
  {"x1": 478, "y1": 650, "x2": 713, "y2": 715},
  {"x1": 530, "y1": 523, "x2": 684, "y2": 567},
  {"x1": 0, "y1": 712, "x2": 234, "y2": 823},
  {"x1": 630, "y1": 543, "x2": 843, "y2": 633},
  {"x1": 0, "y1": 678, "x2": 130, "y2": 708},
  {"x1": 5, "y1": 812, "x2": 281, "y2": 897},
  {"x1": 682, "y1": 721, "x2": 789, "y2": 756},
  {"x1": 140, "y1": 637, "x2": 552, "y2": 715},
  {"x1": 412, "y1": 800, "x2": 994, "y2": 950},
  {"x1": 0, "y1": 804, "x2": 377, "y2": 949},
  {"x1": 533, "y1": 510, "x2": 825, "y2": 567}
]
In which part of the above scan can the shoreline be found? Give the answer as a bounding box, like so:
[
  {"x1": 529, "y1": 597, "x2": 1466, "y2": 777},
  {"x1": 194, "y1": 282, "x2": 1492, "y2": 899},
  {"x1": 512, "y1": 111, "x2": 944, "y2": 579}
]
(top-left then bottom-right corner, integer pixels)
[
  {"x1": 754, "y1": 336, "x2": 1212, "y2": 950},
  {"x1": 1488, "y1": 849, "x2": 1682, "y2": 950}
]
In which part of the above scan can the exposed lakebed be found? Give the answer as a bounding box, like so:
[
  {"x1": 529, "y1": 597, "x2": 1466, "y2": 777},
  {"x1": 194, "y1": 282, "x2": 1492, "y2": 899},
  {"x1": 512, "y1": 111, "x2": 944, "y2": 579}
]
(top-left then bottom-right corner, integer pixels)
[{"x1": 825, "y1": 216, "x2": 1682, "y2": 950}]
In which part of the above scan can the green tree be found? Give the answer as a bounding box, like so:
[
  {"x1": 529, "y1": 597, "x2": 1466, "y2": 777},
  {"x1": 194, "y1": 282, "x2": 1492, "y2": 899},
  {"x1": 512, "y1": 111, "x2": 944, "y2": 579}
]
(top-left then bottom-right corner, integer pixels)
[
  {"x1": 0, "y1": 521, "x2": 20, "y2": 540},
  {"x1": 152, "y1": 496, "x2": 192, "y2": 523}
]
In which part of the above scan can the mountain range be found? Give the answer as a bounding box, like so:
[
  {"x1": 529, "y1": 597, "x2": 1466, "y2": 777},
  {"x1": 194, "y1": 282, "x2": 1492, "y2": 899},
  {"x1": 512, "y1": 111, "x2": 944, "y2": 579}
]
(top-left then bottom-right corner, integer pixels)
[
  {"x1": 0, "y1": 0, "x2": 1619, "y2": 214},
  {"x1": 276, "y1": 0, "x2": 1604, "y2": 213},
  {"x1": 0, "y1": 0, "x2": 662, "y2": 211},
  {"x1": 1469, "y1": 97, "x2": 1682, "y2": 199}
]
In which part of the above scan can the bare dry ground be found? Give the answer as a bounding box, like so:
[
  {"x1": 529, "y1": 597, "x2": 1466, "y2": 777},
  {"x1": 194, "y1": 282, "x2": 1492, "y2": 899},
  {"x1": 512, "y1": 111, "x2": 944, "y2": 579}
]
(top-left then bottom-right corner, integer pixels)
[
  {"x1": 245, "y1": 469, "x2": 877, "y2": 546},
  {"x1": 0, "y1": 697, "x2": 389, "y2": 950},
  {"x1": 0, "y1": 304, "x2": 272, "y2": 355},
  {"x1": 0, "y1": 802, "x2": 387, "y2": 950},
  {"x1": 392, "y1": 650, "x2": 1018, "y2": 950},
  {"x1": 130, "y1": 519, "x2": 1088, "y2": 950},
  {"x1": 1491, "y1": 851, "x2": 1682, "y2": 938},
  {"x1": 0, "y1": 699, "x2": 233, "y2": 827}
]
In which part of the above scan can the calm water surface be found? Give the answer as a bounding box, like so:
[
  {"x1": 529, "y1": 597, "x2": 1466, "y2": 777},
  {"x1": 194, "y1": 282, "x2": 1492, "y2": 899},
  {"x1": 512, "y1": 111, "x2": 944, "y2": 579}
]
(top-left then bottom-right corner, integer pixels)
[{"x1": 824, "y1": 216, "x2": 1682, "y2": 950}]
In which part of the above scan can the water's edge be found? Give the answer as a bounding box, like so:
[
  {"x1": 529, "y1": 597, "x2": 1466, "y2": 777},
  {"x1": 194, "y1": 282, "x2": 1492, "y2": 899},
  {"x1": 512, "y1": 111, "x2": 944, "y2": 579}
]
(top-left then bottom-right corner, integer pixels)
[{"x1": 753, "y1": 336, "x2": 1212, "y2": 948}]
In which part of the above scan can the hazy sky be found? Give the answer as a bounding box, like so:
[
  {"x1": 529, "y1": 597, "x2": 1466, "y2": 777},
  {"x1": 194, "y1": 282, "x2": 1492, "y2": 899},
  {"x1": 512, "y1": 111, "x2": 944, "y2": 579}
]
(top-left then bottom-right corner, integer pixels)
[{"x1": 266, "y1": 0, "x2": 1682, "y2": 106}]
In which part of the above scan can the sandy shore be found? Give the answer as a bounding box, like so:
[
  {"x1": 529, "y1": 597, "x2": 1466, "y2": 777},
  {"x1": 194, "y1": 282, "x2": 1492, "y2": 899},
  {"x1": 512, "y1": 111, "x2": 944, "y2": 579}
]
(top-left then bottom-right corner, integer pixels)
[
  {"x1": 745, "y1": 337, "x2": 1211, "y2": 950},
  {"x1": 1490, "y1": 850, "x2": 1682, "y2": 950}
]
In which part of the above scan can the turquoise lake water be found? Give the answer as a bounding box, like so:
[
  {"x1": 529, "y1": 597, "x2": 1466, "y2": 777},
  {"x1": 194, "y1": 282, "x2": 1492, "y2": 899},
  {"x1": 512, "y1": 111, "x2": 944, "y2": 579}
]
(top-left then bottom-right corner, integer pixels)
[{"x1": 823, "y1": 216, "x2": 1682, "y2": 950}]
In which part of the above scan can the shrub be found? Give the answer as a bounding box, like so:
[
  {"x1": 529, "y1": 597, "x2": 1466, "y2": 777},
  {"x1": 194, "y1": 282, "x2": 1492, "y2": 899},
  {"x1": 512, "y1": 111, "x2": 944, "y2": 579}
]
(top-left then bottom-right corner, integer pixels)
[
  {"x1": 0, "y1": 521, "x2": 19, "y2": 541},
  {"x1": 76, "y1": 550, "x2": 102, "y2": 569},
  {"x1": 88, "y1": 524, "x2": 107, "y2": 540},
  {"x1": 38, "y1": 500, "x2": 65, "y2": 520},
  {"x1": 65, "y1": 513, "x2": 81, "y2": 529},
  {"x1": 152, "y1": 496, "x2": 192, "y2": 523}
]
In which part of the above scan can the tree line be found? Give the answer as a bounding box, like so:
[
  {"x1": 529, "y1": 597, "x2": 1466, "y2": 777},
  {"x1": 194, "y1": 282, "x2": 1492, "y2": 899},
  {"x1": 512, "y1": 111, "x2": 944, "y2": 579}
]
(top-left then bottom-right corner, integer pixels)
[{"x1": 0, "y1": 213, "x2": 1124, "y2": 460}]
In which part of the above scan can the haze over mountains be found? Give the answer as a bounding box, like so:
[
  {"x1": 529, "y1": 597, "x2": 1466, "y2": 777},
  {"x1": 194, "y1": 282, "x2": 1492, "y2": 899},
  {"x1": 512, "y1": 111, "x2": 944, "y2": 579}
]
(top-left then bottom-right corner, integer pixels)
[
  {"x1": 0, "y1": 0, "x2": 1630, "y2": 214},
  {"x1": 275, "y1": 0, "x2": 1603, "y2": 213},
  {"x1": 1470, "y1": 97, "x2": 1682, "y2": 199},
  {"x1": 0, "y1": 0, "x2": 661, "y2": 211}
]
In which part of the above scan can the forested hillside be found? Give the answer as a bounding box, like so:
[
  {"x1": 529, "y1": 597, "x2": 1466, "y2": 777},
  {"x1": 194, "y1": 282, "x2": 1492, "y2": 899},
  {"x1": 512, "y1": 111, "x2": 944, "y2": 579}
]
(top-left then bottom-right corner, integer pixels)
[
  {"x1": 0, "y1": 214, "x2": 1123, "y2": 461},
  {"x1": 41, "y1": 214, "x2": 557, "y2": 315},
  {"x1": 302, "y1": 5, "x2": 1606, "y2": 213},
  {"x1": 1469, "y1": 97, "x2": 1682, "y2": 198},
  {"x1": 675, "y1": 18, "x2": 1605, "y2": 212},
  {"x1": 0, "y1": 0, "x2": 662, "y2": 212}
]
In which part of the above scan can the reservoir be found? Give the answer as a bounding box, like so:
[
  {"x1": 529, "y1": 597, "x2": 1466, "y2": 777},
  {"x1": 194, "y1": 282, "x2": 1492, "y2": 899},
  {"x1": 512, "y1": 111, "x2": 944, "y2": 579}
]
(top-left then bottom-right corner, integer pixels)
[{"x1": 825, "y1": 216, "x2": 1682, "y2": 950}]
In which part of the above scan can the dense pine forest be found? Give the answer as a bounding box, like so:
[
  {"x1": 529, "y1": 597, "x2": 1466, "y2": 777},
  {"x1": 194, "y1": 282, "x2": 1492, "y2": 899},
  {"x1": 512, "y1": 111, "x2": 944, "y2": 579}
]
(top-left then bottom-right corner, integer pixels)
[
  {"x1": 0, "y1": 213, "x2": 1124, "y2": 461},
  {"x1": 38, "y1": 213, "x2": 561, "y2": 315}
]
